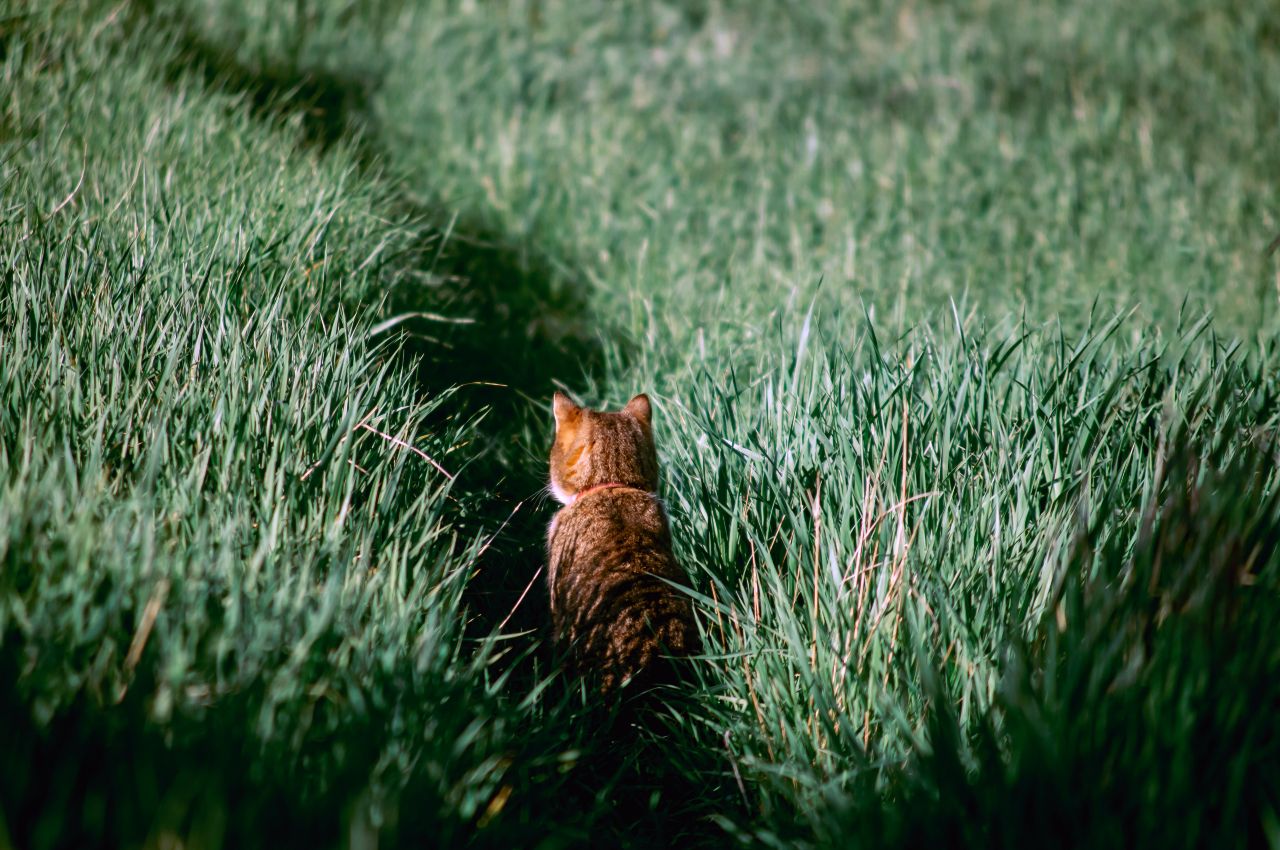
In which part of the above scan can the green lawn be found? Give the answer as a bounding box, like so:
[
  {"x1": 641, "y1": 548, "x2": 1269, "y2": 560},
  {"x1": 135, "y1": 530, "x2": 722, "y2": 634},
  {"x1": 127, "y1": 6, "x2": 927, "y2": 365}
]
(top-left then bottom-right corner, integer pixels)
[{"x1": 2, "y1": 1, "x2": 1279, "y2": 847}]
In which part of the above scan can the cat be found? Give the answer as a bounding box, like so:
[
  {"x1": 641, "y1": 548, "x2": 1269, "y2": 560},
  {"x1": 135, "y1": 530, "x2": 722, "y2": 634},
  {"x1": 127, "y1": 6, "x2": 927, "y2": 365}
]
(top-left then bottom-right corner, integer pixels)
[{"x1": 545, "y1": 391, "x2": 701, "y2": 695}]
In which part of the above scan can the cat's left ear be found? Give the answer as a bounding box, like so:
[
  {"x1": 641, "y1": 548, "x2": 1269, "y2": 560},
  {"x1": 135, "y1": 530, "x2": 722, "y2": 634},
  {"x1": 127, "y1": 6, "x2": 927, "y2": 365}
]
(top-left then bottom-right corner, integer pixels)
[
  {"x1": 623, "y1": 394, "x2": 652, "y2": 428},
  {"x1": 553, "y1": 391, "x2": 582, "y2": 430}
]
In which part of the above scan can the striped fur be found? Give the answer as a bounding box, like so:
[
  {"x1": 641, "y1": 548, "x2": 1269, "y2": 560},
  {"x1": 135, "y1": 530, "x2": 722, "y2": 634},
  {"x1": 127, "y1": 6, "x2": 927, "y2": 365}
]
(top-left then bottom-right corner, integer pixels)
[{"x1": 546, "y1": 392, "x2": 700, "y2": 694}]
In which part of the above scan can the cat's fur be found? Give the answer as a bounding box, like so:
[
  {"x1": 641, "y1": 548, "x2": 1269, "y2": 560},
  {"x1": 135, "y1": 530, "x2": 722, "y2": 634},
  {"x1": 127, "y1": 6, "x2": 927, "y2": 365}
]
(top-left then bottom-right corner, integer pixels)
[{"x1": 546, "y1": 391, "x2": 700, "y2": 694}]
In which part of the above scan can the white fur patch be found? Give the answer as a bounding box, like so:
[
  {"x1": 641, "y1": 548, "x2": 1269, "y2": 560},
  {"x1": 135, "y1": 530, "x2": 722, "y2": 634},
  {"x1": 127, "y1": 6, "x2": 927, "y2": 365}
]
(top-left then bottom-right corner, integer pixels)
[{"x1": 549, "y1": 477, "x2": 574, "y2": 505}]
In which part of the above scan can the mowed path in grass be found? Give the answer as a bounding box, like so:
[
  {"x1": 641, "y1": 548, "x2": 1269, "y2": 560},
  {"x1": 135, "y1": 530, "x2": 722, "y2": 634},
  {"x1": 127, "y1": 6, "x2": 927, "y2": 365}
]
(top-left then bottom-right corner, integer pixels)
[{"x1": 2, "y1": 2, "x2": 1279, "y2": 848}]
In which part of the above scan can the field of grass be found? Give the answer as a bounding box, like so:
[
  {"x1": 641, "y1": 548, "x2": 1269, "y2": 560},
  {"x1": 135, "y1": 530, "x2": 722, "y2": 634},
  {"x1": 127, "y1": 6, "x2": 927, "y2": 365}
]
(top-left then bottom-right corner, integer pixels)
[{"x1": 2, "y1": 1, "x2": 1279, "y2": 847}]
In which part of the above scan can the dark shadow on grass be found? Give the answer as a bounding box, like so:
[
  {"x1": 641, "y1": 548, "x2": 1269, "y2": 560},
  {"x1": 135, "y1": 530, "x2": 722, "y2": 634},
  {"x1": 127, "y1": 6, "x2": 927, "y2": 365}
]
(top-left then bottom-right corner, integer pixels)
[
  {"x1": 130, "y1": 0, "x2": 375, "y2": 152},
  {"x1": 124, "y1": 0, "x2": 604, "y2": 637}
]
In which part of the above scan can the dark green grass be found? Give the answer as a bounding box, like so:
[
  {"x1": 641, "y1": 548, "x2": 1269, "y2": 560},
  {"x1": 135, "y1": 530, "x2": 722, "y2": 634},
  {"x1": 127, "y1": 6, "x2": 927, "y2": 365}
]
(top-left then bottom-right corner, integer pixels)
[{"x1": 2, "y1": 1, "x2": 1279, "y2": 847}]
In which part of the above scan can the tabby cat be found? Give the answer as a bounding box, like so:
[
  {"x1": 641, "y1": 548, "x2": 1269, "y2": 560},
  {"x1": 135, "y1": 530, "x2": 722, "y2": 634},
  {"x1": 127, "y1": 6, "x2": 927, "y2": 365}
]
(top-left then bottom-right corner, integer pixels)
[{"x1": 546, "y1": 391, "x2": 700, "y2": 694}]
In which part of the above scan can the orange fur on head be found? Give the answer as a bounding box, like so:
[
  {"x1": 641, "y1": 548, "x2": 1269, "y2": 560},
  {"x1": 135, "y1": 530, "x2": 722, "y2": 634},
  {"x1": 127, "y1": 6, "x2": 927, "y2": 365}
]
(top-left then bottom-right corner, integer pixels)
[{"x1": 549, "y1": 392, "x2": 659, "y2": 506}]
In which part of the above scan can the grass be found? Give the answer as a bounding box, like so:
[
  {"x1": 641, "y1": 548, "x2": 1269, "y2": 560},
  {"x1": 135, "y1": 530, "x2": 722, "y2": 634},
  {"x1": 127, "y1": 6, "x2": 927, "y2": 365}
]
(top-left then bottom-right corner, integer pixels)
[{"x1": 2, "y1": 0, "x2": 1279, "y2": 847}]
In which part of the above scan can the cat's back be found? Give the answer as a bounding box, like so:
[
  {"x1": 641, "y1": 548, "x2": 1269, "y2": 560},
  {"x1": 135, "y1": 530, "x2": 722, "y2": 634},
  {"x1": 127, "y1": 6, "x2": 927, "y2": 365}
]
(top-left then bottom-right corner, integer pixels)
[
  {"x1": 550, "y1": 496, "x2": 699, "y2": 691},
  {"x1": 550, "y1": 488, "x2": 672, "y2": 568}
]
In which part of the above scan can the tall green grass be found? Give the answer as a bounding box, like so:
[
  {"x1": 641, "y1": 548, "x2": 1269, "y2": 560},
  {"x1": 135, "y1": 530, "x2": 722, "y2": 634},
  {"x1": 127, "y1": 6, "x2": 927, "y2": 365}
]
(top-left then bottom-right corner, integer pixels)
[
  {"x1": 651, "y1": 314, "x2": 1279, "y2": 846},
  {"x1": 2, "y1": 1, "x2": 1279, "y2": 847}
]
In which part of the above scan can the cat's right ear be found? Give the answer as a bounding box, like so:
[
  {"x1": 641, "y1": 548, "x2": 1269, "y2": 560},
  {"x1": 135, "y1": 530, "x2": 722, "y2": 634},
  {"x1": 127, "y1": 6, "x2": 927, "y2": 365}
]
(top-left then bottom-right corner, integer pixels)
[
  {"x1": 553, "y1": 392, "x2": 582, "y2": 430},
  {"x1": 622, "y1": 394, "x2": 652, "y2": 428}
]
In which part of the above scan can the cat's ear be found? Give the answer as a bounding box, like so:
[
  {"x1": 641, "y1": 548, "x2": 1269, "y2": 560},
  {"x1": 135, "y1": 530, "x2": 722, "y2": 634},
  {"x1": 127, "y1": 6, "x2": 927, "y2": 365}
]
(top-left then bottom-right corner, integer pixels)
[
  {"x1": 623, "y1": 393, "x2": 652, "y2": 427},
  {"x1": 553, "y1": 391, "x2": 582, "y2": 430}
]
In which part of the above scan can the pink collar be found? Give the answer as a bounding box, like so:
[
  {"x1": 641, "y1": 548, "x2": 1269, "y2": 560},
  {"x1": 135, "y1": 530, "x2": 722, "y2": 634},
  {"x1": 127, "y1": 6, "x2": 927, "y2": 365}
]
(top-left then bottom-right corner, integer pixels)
[{"x1": 571, "y1": 481, "x2": 641, "y2": 505}]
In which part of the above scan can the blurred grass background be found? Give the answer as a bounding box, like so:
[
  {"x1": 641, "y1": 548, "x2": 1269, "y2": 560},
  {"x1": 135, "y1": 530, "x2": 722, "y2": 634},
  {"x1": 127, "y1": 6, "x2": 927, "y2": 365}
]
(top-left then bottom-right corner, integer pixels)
[{"x1": 2, "y1": 0, "x2": 1279, "y2": 847}]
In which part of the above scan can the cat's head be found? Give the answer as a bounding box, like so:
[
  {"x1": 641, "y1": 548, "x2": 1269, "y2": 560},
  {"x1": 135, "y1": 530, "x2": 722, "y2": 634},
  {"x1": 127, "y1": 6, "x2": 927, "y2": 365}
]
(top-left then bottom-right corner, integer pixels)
[{"x1": 549, "y1": 391, "x2": 659, "y2": 505}]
